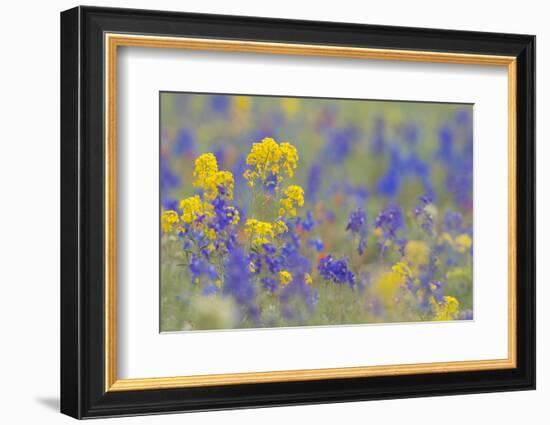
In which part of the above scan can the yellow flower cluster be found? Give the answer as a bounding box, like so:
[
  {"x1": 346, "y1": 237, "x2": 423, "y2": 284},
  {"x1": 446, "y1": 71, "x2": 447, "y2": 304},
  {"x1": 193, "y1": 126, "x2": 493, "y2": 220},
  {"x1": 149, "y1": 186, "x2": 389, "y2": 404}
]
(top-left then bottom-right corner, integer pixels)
[
  {"x1": 304, "y1": 273, "x2": 313, "y2": 285},
  {"x1": 206, "y1": 228, "x2": 217, "y2": 241},
  {"x1": 193, "y1": 153, "x2": 218, "y2": 187},
  {"x1": 161, "y1": 210, "x2": 181, "y2": 233},
  {"x1": 439, "y1": 232, "x2": 472, "y2": 253},
  {"x1": 391, "y1": 262, "x2": 413, "y2": 280},
  {"x1": 279, "y1": 185, "x2": 304, "y2": 217},
  {"x1": 193, "y1": 153, "x2": 234, "y2": 200},
  {"x1": 374, "y1": 268, "x2": 406, "y2": 306},
  {"x1": 243, "y1": 137, "x2": 298, "y2": 187},
  {"x1": 160, "y1": 152, "x2": 240, "y2": 236},
  {"x1": 404, "y1": 240, "x2": 430, "y2": 267},
  {"x1": 430, "y1": 296, "x2": 460, "y2": 321},
  {"x1": 403, "y1": 240, "x2": 430, "y2": 275},
  {"x1": 180, "y1": 195, "x2": 213, "y2": 224},
  {"x1": 279, "y1": 142, "x2": 299, "y2": 177},
  {"x1": 244, "y1": 219, "x2": 275, "y2": 246},
  {"x1": 274, "y1": 219, "x2": 288, "y2": 235},
  {"x1": 279, "y1": 270, "x2": 293, "y2": 286}
]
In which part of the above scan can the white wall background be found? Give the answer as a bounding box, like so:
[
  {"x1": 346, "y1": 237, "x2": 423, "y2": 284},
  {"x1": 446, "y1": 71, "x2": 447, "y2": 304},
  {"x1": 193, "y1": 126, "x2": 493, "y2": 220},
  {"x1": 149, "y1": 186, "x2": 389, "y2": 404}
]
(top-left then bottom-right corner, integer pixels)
[{"x1": 0, "y1": 0, "x2": 544, "y2": 423}]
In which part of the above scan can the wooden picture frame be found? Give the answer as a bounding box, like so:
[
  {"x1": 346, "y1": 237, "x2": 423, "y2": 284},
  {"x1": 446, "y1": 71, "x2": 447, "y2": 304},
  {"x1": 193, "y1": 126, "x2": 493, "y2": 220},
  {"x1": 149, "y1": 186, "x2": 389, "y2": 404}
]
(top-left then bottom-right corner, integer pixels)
[{"x1": 60, "y1": 6, "x2": 535, "y2": 419}]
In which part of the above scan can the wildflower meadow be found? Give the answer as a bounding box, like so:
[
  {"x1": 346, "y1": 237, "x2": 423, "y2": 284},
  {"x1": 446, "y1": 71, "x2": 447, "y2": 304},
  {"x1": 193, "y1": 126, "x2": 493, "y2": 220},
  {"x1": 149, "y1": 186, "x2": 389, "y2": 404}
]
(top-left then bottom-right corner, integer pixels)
[{"x1": 160, "y1": 92, "x2": 473, "y2": 331}]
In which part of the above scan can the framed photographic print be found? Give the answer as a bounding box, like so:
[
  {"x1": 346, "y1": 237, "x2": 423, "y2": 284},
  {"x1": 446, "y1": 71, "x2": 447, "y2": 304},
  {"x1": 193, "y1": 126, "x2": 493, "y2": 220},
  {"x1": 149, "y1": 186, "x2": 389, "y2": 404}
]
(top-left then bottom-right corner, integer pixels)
[{"x1": 60, "y1": 6, "x2": 536, "y2": 419}]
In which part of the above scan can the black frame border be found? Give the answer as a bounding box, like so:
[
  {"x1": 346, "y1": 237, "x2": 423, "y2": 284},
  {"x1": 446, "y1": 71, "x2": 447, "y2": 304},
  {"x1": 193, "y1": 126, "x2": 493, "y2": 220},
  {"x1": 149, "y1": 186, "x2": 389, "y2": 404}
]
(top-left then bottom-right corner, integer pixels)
[{"x1": 61, "y1": 6, "x2": 535, "y2": 419}]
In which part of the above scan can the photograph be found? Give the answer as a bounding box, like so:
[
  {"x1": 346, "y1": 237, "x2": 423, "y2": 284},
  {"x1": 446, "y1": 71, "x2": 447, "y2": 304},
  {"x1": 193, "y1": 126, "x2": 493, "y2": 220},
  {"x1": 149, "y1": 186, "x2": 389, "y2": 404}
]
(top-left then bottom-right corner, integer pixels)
[
  {"x1": 55, "y1": 4, "x2": 536, "y2": 420},
  {"x1": 159, "y1": 92, "x2": 474, "y2": 331}
]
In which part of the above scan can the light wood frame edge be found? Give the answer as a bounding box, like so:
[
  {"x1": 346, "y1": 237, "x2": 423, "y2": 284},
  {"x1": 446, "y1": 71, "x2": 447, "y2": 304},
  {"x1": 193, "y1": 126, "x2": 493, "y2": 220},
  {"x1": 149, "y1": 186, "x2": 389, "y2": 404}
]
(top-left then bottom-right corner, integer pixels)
[{"x1": 104, "y1": 33, "x2": 518, "y2": 392}]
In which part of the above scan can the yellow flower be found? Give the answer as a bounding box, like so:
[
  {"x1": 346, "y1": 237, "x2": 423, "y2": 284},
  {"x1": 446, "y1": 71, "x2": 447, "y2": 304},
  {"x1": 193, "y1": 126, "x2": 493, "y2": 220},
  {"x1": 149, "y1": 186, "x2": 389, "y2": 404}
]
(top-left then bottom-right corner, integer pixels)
[
  {"x1": 279, "y1": 143, "x2": 299, "y2": 177},
  {"x1": 430, "y1": 296, "x2": 460, "y2": 321},
  {"x1": 279, "y1": 185, "x2": 304, "y2": 217},
  {"x1": 211, "y1": 170, "x2": 234, "y2": 200},
  {"x1": 180, "y1": 195, "x2": 213, "y2": 224},
  {"x1": 274, "y1": 220, "x2": 288, "y2": 235},
  {"x1": 281, "y1": 98, "x2": 299, "y2": 118},
  {"x1": 161, "y1": 210, "x2": 180, "y2": 233},
  {"x1": 279, "y1": 270, "x2": 293, "y2": 286},
  {"x1": 438, "y1": 232, "x2": 454, "y2": 246},
  {"x1": 193, "y1": 153, "x2": 218, "y2": 187},
  {"x1": 454, "y1": 233, "x2": 472, "y2": 253},
  {"x1": 243, "y1": 169, "x2": 257, "y2": 188},
  {"x1": 234, "y1": 96, "x2": 251, "y2": 111},
  {"x1": 245, "y1": 137, "x2": 281, "y2": 181},
  {"x1": 440, "y1": 232, "x2": 472, "y2": 253},
  {"x1": 245, "y1": 219, "x2": 274, "y2": 245},
  {"x1": 404, "y1": 240, "x2": 430, "y2": 267},
  {"x1": 391, "y1": 262, "x2": 413, "y2": 279},
  {"x1": 206, "y1": 228, "x2": 217, "y2": 240},
  {"x1": 192, "y1": 153, "x2": 234, "y2": 200},
  {"x1": 253, "y1": 237, "x2": 271, "y2": 247},
  {"x1": 304, "y1": 273, "x2": 313, "y2": 285},
  {"x1": 374, "y1": 270, "x2": 406, "y2": 306},
  {"x1": 243, "y1": 138, "x2": 299, "y2": 186}
]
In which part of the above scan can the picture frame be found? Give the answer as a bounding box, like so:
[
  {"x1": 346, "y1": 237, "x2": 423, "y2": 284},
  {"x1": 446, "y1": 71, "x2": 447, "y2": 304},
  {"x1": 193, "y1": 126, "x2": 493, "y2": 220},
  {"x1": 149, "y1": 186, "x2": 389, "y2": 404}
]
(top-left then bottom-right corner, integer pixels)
[{"x1": 60, "y1": 5, "x2": 535, "y2": 419}]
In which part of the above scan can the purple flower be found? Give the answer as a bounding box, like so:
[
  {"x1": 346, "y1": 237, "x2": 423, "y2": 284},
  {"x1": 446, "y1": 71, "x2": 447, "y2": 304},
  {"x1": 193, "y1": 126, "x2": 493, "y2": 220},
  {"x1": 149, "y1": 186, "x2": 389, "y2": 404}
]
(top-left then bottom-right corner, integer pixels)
[
  {"x1": 437, "y1": 126, "x2": 454, "y2": 162},
  {"x1": 211, "y1": 198, "x2": 232, "y2": 230},
  {"x1": 188, "y1": 254, "x2": 202, "y2": 280},
  {"x1": 223, "y1": 248, "x2": 257, "y2": 307},
  {"x1": 308, "y1": 238, "x2": 324, "y2": 252},
  {"x1": 281, "y1": 243, "x2": 297, "y2": 257},
  {"x1": 376, "y1": 167, "x2": 399, "y2": 198},
  {"x1": 402, "y1": 122, "x2": 419, "y2": 146},
  {"x1": 374, "y1": 204, "x2": 403, "y2": 239},
  {"x1": 172, "y1": 128, "x2": 195, "y2": 156},
  {"x1": 211, "y1": 95, "x2": 230, "y2": 116},
  {"x1": 413, "y1": 195, "x2": 434, "y2": 235},
  {"x1": 160, "y1": 156, "x2": 180, "y2": 191},
  {"x1": 318, "y1": 255, "x2": 355, "y2": 286},
  {"x1": 263, "y1": 172, "x2": 278, "y2": 194},
  {"x1": 346, "y1": 208, "x2": 366, "y2": 233},
  {"x1": 297, "y1": 211, "x2": 315, "y2": 231},
  {"x1": 323, "y1": 128, "x2": 357, "y2": 164},
  {"x1": 262, "y1": 243, "x2": 277, "y2": 254},
  {"x1": 261, "y1": 277, "x2": 278, "y2": 293},
  {"x1": 160, "y1": 156, "x2": 180, "y2": 208},
  {"x1": 306, "y1": 163, "x2": 322, "y2": 202},
  {"x1": 377, "y1": 148, "x2": 402, "y2": 198},
  {"x1": 248, "y1": 252, "x2": 262, "y2": 275},
  {"x1": 435, "y1": 124, "x2": 473, "y2": 206},
  {"x1": 162, "y1": 198, "x2": 178, "y2": 211},
  {"x1": 358, "y1": 238, "x2": 366, "y2": 256},
  {"x1": 188, "y1": 254, "x2": 217, "y2": 282},
  {"x1": 202, "y1": 284, "x2": 219, "y2": 296},
  {"x1": 279, "y1": 272, "x2": 318, "y2": 318},
  {"x1": 346, "y1": 208, "x2": 368, "y2": 255},
  {"x1": 282, "y1": 220, "x2": 301, "y2": 248},
  {"x1": 264, "y1": 254, "x2": 283, "y2": 273},
  {"x1": 443, "y1": 211, "x2": 463, "y2": 233}
]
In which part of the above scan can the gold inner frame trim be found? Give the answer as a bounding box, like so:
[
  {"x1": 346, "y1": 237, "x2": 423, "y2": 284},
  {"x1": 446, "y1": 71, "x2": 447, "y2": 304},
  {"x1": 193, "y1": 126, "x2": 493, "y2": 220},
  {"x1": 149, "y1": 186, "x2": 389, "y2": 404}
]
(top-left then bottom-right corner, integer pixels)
[{"x1": 104, "y1": 33, "x2": 518, "y2": 392}]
